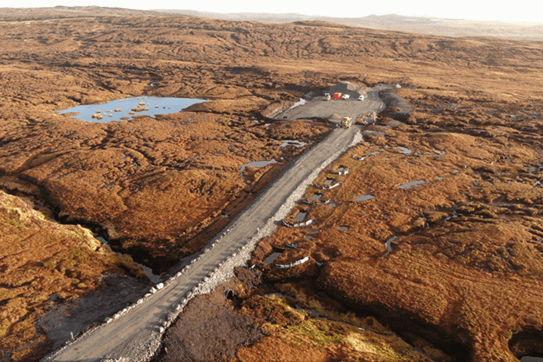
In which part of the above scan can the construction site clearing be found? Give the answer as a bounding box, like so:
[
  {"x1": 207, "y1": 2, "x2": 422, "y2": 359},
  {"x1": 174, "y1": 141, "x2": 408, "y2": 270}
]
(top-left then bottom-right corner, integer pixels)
[{"x1": 275, "y1": 81, "x2": 387, "y2": 126}]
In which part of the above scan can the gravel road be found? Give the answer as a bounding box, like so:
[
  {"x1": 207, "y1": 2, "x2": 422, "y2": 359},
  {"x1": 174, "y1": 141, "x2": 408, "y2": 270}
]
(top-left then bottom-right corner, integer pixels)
[{"x1": 44, "y1": 95, "x2": 384, "y2": 362}]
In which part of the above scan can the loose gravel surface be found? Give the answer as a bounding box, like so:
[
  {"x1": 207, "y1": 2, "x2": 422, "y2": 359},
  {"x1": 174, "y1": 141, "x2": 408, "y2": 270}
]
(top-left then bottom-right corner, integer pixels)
[
  {"x1": 43, "y1": 93, "x2": 383, "y2": 362},
  {"x1": 278, "y1": 86, "x2": 386, "y2": 122}
]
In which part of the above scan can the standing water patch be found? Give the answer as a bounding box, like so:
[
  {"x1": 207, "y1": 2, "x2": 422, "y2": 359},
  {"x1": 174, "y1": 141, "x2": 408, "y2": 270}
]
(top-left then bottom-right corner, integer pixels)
[
  {"x1": 57, "y1": 96, "x2": 208, "y2": 123},
  {"x1": 397, "y1": 180, "x2": 425, "y2": 189},
  {"x1": 293, "y1": 212, "x2": 307, "y2": 222},
  {"x1": 280, "y1": 140, "x2": 307, "y2": 148},
  {"x1": 354, "y1": 195, "x2": 375, "y2": 202},
  {"x1": 240, "y1": 159, "x2": 278, "y2": 181},
  {"x1": 264, "y1": 252, "x2": 282, "y2": 265},
  {"x1": 97, "y1": 237, "x2": 160, "y2": 283},
  {"x1": 310, "y1": 194, "x2": 323, "y2": 200},
  {"x1": 384, "y1": 236, "x2": 397, "y2": 256}
]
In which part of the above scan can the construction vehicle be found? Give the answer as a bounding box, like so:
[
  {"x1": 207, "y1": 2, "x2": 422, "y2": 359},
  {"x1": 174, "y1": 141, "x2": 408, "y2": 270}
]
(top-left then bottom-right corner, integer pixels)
[
  {"x1": 356, "y1": 111, "x2": 376, "y2": 125},
  {"x1": 333, "y1": 92, "x2": 342, "y2": 100},
  {"x1": 341, "y1": 116, "x2": 354, "y2": 128},
  {"x1": 323, "y1": 93, "x2": 331, "y2": 101},
  {"x1": 342, "y1": 94, "x2": 350, "y2": 100}
]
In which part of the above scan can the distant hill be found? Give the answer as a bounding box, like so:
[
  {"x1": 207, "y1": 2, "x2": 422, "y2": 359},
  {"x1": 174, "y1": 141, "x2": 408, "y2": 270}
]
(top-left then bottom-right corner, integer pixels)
[
  {"x1": 1, "y1": 6, "x2": 542, "y2": 41},
  {"x1": 159, "y1": 10, "x2": 543, "y2": 41},
  {"x1": 0, "y1": 6, "x2": 175, "y2": 19}
]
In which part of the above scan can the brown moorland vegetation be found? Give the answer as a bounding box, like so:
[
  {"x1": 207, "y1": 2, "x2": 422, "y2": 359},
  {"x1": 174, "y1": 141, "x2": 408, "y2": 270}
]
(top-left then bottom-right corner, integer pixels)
[
  {"x1": 0, "y1": 7, "x2": 543, "y2": 362},
  {"x1": 0, "y1": 189, "x2": 145, "y2": 360}
]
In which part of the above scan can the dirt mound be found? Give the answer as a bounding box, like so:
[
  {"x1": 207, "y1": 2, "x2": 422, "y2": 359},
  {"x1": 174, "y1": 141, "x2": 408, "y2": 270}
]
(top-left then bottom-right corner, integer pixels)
[
  {"x1": 379, "y1": 88, "x2": 413, "y2": 122},
  {"x1": 156, "y1": 268, "x2": 263, "y2": 362},
  {"x1": 328, "y1": 81, "x2": 366, "y2": 98}
]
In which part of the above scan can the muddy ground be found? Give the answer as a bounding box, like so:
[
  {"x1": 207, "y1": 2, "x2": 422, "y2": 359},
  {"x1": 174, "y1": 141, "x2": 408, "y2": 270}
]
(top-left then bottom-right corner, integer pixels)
[{"x1": 1, "y1": 7, "x2": 543, "y2": 362}]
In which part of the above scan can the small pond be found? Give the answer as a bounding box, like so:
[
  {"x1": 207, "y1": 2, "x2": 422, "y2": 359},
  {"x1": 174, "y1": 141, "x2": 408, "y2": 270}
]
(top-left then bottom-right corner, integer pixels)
[{"x1": 58, "y1": 96, "x2": 208, "y2": 123}]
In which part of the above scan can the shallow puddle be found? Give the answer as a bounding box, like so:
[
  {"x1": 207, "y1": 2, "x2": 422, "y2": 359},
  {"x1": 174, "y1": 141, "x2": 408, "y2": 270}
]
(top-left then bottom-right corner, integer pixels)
[
  {"x1": 263, "y1": 252, "x2": 282, "y2": 265},
  {"x1": 47, "y1": 293, "x2": 58, "y2": 303},
  {"x1": 58, "y1": 96, "x2": 207, "y2": 123},
  {"x1": 354, "y1": 194, "x2": 375, "y2": 201},
  {"x1": 384, "y1": 236, "x2": 397, "y2": 256},
  {"x1": 395, "y1": 146, "x2": 412, "y2": 154},
  {"x1": 293, "y1": 212, "x2": 307, "y2": 222},
  {"x1": 139, "y1": 264, "x2": 161, "y2": 284},
  {"x1": 397, "y1": 180, "x2": 425, "y2": 189},
  {"x1": 239, "y1": 159, "x2": 278, "y2": 179},
  {"x1": 280, "y1": 140, "x2": 307, "y2": 148},
  {"x1": 310, "y1": 193, "x2": 322, "y2": 200}
]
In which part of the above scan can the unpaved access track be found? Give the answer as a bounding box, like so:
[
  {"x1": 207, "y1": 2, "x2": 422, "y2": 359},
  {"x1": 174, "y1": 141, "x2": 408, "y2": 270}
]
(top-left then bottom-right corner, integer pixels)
[
  {"x1": 278, "y1": 85, "x2": 387, "y2": 121},
  {"x1": 44, "y1": 96, "x2": 384, "y2": 362}
]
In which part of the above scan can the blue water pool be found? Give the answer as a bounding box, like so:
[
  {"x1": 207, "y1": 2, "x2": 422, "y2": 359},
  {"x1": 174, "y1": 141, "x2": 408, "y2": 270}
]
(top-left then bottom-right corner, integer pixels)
[{"x1": 58, "y1": 96, "x2": 208, "y2": 123}]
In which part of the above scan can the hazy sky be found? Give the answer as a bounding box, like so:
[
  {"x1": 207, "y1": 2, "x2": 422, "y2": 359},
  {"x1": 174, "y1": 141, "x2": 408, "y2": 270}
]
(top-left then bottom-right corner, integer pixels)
[{"x1": 11, "y1": 0, "x2": 543, "y2": 22}]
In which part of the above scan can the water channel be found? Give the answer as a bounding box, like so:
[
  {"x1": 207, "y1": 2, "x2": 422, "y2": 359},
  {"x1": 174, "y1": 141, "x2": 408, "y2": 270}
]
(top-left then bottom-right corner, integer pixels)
[
  {"x1": 96, "y1": 237, "x2": 161, "y2": 283},
  {"x1": 58, "y1": 96, "x2": 208, "y2": 123}
]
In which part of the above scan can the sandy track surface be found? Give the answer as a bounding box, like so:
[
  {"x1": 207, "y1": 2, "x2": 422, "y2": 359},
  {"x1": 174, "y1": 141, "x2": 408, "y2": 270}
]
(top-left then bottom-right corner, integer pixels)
[{"x1": 44, "y1": 97, "x2": 382, "y2": 362}]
